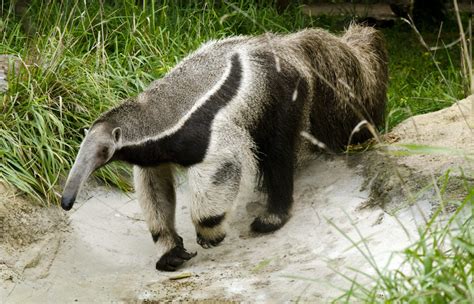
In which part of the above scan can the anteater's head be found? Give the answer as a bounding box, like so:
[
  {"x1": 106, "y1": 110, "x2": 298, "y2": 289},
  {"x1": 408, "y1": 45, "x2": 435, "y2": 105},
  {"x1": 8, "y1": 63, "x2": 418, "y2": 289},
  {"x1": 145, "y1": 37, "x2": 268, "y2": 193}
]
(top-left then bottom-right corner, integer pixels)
[{"x1": 61, "y1": 123, "x2": 122, "y2": 211}]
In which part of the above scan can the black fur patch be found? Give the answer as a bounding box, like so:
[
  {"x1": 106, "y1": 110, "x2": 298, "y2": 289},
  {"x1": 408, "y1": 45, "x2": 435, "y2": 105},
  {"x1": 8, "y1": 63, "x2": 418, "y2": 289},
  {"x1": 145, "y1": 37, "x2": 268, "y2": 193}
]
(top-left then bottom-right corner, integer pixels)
[
  {"x1": 249, "y1": 51, "x2": 308, "y2": 217},
  {"x1": 251, "y1": 213, "x2": 289, "y2": 233},
  {"x1": 198, "y1": 213, "x2": 226, "y2": 228},
  {"x1": 155, "y1": 245, "x2": 197, "y2": 272},
  {"x1": 212, "y1": 161, "x2": 241, "y2": 186},
  {"x1": 152, "y1": 233, "x2": 160, "y2": 243},
  {"x1": 116, "y1": 54, "x2": 243, "y2": 167}
]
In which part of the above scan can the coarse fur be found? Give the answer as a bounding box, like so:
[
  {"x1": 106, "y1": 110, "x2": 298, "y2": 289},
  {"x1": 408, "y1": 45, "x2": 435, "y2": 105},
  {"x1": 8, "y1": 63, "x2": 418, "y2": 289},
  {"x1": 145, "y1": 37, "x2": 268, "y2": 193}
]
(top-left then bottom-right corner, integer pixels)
[{"x1": 61, "y1": 24, "x2": 388, "y2": 271}]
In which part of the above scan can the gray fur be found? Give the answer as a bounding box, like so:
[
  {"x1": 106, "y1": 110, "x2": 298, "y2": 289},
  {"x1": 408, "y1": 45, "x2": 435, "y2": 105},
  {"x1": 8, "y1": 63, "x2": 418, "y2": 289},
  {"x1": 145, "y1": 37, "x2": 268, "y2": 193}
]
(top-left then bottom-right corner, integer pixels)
[{"x1": 61, "y1": 25, "x2": 388, "y2": 271}]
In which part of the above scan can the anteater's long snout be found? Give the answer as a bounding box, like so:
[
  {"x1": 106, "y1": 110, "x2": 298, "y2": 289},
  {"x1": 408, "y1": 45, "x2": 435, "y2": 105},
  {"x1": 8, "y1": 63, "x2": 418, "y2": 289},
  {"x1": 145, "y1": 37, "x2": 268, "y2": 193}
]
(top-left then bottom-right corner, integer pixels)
[
  {"x1": 61, "y1": 172, "x2": 82, "y2": 211},
  {"x1": 60, "y1": 126, "x2": 118, "y2": 211},
  {"x1": 61, "y1": 149, "x2": 97, "y2": 212}
]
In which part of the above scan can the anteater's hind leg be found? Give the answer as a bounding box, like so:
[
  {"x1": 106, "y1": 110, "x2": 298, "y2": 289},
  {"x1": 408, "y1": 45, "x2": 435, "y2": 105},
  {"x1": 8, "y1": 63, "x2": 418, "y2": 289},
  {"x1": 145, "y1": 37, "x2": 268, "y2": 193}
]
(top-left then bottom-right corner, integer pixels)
[
  {"x1": 247, "y1": 54, "x2": 307, "y2": 233},
  {"x1": 134, "y1": 165, "x2": 196, "y2": 271},
  {"x1": 188, "y1": 159, "x2": 241, "y2": 248},
  {"x1": 250, "y1": 149, "x2": 294, "y2": 233}
]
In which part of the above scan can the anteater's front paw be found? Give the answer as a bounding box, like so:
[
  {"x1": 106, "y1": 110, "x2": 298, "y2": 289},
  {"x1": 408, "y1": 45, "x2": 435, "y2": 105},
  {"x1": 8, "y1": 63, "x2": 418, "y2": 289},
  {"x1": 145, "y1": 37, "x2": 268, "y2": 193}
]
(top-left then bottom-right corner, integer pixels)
[
  {"x1": 155, "y1": 245, "x2": 197, "y2": 272},
  {"x1": 196, "y1": 232, "x2": 226, "y2": 249},
  {"x1": 251, "y1": 212, "x2": 289, "y2": 233}
]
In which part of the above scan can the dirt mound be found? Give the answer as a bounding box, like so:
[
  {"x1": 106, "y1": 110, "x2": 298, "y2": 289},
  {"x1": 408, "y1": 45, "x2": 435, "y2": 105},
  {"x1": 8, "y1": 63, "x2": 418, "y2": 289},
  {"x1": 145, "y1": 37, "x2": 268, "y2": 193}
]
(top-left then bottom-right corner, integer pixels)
[
  {"x1": 392, "y1": 96, "x2": 473, "y2": 175},
  {"x1": 0, "y1": 185, "x2": 66, "y2": 248},
  {"x1": 359, "y1": 96, "x2": 473, "y2": 214},
  {"x1": 0, "y1": 183, "x2": 67, "y2": 293}
]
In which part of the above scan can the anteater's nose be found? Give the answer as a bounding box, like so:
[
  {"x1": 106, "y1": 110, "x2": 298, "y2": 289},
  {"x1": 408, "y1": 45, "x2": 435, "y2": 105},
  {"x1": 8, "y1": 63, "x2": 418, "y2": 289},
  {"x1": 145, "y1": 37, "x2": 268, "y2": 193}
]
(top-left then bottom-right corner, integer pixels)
[{"x1": 61, "y1": 195, "x2": 76, "y2": 211}]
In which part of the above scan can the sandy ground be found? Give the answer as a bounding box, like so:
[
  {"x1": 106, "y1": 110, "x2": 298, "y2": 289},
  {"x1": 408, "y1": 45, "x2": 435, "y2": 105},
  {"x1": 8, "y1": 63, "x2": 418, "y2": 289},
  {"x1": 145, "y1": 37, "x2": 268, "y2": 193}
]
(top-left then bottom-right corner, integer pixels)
[
  {"x1": 0, "y1": 97, "x2": 472, "y2": 303},
  {"x1": 1, "y1": 160, "x2": 430, "y2": 303}
]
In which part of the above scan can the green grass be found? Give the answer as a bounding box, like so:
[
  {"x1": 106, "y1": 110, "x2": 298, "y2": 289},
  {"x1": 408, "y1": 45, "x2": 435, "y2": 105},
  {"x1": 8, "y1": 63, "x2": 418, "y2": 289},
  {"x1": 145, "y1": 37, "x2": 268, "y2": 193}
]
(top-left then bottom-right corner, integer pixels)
[{"x1": 383, "y1": 21, "x2": 465, "y2": 129}]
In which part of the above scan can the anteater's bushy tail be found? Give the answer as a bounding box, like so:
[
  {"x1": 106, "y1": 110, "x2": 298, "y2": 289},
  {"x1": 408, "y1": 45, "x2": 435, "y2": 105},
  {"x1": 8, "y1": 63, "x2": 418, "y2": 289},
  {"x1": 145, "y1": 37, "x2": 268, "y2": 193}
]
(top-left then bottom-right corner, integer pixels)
[
  {"x1": 341, "y1": 24, "x2": 389, "y2": 104},
  {"x1": 289, "y1": 24, "x2": 389, "y2": 150}
]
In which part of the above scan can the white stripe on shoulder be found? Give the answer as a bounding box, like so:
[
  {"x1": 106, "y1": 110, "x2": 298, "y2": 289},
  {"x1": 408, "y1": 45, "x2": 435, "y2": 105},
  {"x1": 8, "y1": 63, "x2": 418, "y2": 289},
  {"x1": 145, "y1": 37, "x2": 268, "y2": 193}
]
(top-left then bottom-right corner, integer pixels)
[{"x1": 122, "y1": 52, "x2": 239, "y2": 147}]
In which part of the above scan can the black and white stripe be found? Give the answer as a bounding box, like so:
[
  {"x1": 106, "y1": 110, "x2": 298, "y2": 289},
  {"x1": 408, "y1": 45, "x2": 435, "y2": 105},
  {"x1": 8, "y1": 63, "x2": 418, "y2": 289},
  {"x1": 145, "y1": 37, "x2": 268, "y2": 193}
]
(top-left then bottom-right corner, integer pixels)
[{"x1": 115, "y1": 53, "x2": 243, "y2": 167}]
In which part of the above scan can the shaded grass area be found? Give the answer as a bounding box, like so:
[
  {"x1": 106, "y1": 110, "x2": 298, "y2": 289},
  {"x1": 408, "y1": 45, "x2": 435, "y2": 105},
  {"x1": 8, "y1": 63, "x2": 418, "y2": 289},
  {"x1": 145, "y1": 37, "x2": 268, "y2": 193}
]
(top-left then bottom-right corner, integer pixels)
[
  {"x1": 384, "y1": 23, "x2": 464, "y2": 129},
  {"x1": 0, "y1": 1, "x2": 465, "y2": 203}
]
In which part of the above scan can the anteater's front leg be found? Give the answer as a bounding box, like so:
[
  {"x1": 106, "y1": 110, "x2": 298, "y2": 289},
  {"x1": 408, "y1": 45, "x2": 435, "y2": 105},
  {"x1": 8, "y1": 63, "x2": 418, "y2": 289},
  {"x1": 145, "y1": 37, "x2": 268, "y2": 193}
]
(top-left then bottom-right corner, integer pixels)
[
  {"x1": 188, "y1": 159, "x2": 241, "y2": 248},
  {"x1": 134, "y1": 165, "x2": 196, "y2": 271}
]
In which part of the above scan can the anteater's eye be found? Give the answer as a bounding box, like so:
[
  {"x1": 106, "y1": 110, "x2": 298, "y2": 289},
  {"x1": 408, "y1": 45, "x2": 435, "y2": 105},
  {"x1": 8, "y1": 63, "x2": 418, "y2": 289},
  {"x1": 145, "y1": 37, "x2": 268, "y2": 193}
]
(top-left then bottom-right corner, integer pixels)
[{"x1": 100, "y1": 147, "x2": 109, "y2": 157}]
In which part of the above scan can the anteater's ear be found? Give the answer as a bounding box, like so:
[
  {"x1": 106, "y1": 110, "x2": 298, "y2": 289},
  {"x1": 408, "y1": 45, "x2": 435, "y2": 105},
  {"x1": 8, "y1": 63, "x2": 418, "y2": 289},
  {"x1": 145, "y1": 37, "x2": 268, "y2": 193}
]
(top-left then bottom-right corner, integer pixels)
[{"x1": 112, "y1": 127, "x2": 122, "y2": 144}]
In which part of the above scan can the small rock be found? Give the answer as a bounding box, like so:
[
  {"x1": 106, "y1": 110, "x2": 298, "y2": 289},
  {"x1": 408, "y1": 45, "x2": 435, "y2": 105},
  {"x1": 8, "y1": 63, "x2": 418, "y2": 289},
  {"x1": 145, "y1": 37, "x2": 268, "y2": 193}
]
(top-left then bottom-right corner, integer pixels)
[{"x1": 0, "y1": 54, "x2": 22, "y2": 93}]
